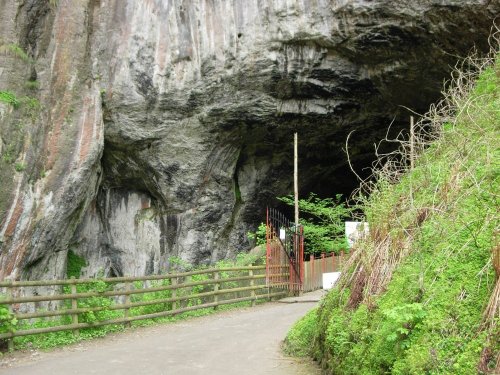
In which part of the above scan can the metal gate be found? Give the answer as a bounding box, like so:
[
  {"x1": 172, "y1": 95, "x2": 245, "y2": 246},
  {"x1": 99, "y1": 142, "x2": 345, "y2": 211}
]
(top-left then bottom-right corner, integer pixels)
[{"x1": 266, "y1": 207, "x2": 304, "y2": 293}]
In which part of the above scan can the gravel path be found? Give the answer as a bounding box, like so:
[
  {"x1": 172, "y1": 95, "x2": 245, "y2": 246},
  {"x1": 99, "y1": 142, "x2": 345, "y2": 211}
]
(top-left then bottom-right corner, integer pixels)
[{"x1": 0, "y1": 299, "x2": 321, "y2": 375}]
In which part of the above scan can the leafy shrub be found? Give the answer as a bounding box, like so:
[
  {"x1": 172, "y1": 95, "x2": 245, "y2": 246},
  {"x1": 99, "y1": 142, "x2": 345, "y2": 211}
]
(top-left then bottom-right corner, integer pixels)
[
  {"x1": 16, "y1": 281, "x2": 124, "y2": 348},
  {"x1": 382, "y1": 303, "x2": 426, "y2": 350},
  {"x1": 247, "y1": 222, "x2": 267, "y2": 246},
  {"x1": 130, "y1": 279, "x2": 173, "y2": 315},
  {"x1": 0, "y1": 302, "x2": 17, "y2": 335},
  {"x1": 15, "y1": 316, "x2": 76, "y2": 349},
  {"x1": 66, "y1": 250, "x2": 86, "y2": 278},
  {"x1": 168, "y1": 256, "x2": 193, "y2": 272},
  {"x1": 74, "y1": 281, "x2": 119, "y2": 324}
]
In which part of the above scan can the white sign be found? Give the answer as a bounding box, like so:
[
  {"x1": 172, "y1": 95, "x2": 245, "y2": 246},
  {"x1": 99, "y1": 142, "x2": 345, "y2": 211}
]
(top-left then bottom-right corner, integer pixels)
[
  {"x1": 323, "y1": 272, "x2": 341, "y2": 290},
  {"x1": 279, "y1": 228, "x2": 286, "y2": 241},
  {"x1": 345, "y1": 221, "x2": 369, "y2": 247}
]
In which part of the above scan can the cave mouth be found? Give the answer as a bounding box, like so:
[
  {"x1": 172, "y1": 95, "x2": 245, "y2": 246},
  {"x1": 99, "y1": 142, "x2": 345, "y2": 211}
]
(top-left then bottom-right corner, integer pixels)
[{"x1": 239, "y1": 109, "x2": 418, "y2": 225}]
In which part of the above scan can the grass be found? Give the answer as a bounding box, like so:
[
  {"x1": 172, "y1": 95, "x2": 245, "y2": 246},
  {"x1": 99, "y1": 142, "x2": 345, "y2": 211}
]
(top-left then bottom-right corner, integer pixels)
[
  {"x1": 283, "y1": 308, "x2": 318, "y2": 357},
  {"x1": 24, "y1": 80, "x2": 39, "y2": 90},
  {"x1": 14, "y1": 162, "x2": 25, "y2": 172},
  {"x1": 0, "y1": 91, "x2": 41, "y2": 118},
  {"x1": 0, "y1": 43, "x2": 30, "y2": 63},
  {"x1": 284, "y1": 48, "x2": 499, "y2": 374}
]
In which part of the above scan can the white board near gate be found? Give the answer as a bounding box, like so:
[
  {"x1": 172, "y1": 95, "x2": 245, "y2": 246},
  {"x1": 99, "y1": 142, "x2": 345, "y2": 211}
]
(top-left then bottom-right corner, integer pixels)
[
  {"x1": 345, "y1": 221, "x2": 369, "y2": 247},
  {"x1": 323, "y1": 272, "x2": 341, "y2": 290}
]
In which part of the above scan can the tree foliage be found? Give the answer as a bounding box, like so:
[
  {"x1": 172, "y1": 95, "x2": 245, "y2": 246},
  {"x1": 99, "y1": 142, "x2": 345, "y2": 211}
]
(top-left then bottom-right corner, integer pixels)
[{"x1": 278, "y1": 193, "x2": 352, "y2": 254}]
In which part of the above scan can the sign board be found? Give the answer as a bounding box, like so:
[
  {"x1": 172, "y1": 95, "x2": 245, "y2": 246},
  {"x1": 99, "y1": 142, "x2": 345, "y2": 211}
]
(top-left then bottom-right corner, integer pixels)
[
  {"x1": 323, "y1": 272, "x2": 341, "y2": 290},
  {"x1": 345, "y1": 221, "x2": 369, "y2": 247},
  {"x1": 279, "y1": 228, "x2": 286, "y2": 241}
]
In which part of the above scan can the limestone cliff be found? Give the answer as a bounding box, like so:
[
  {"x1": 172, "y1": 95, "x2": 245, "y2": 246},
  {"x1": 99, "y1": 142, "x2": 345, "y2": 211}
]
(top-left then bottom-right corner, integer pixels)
[{"x1": 0, "y1": 0, "x2": 497, "y2": 279}]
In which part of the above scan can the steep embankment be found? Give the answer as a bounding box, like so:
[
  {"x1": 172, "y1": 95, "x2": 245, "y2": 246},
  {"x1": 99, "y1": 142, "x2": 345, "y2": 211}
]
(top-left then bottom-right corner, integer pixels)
[{"x1": 285, "y1": 50, "x2": 499, "y2": 373}]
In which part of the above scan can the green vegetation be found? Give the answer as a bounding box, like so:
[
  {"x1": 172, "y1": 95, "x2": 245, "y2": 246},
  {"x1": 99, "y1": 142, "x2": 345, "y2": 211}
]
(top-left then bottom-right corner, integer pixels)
[
  {"x1": 0, "y1": 303, "x2": 17, "y2": 336},
  {"x1": 19, "y1": 96, "x2": 41, "y2": 119},
  {"x1": 24, "y1": 80, "x2": 39, "y2": 90},
  {"x1": 14, "y1": 162, "x2": 25, "y2": 172},
  {"x1": 0, "y1": 300, "x2": 18, "y2": 353},
  {"x1": 0, "y1": 90, "x2": 41, "y2": 119},
  {"x1": 247, "y1": 194, "x2": 352, "y2": 254},
  {"x1": 279, "y1": 193, "x2": 352, "y2": 254},
  {"x1": 1, "y1": 144, "x2": 15, "y2": 164},
  {"x1": 234, "y1": 178, "x2": 242, "y2": 203},
  {"x1": 285, "y1": 53, "x2": 499, "y2": 374},
  {"x1": 0, "y1": 43, "x2": 30, "y2": 62},
  {"x1": 9, "y1": 252, "x2": 266, "y2": 351},
  {"x1": 215, "y1": 251, "x2": 266, "y2": 268},
  {"x1": 15, "y1": 280, "x2": 126, "y2": 348},
  {"x1": 0, "y1": 91, "x2": 19, "y2": 108},
  {"x1": 283, "y1": 308, "x2": 318, "y2": 357},
  {"x1": 70, "y1": 280, "x2": 121, "y2": 326},
  {"x1": 247, "y1": 222, "x2": 267, "y2": 246},
  {"x1": 66, "y1": 250, "x2": 87, "y2": 278}
]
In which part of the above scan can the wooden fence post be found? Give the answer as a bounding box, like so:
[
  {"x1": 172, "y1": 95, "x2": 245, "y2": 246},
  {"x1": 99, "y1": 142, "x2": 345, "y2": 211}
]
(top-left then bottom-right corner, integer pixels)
[
  {"x1": 70, "y1": 277, "x2": 79, "y2": 337},
  {"x1": 213, "y1": 271, "x2": 219, "y2": 310},
  {"x1": 124, "y1": 281, "x2": 131, "y2": 327},
  {"x1": 249, "y1": 269, "x2": 256, "y2": 307},
  {"x1": 6, "y1": 280, "x2": 14, "y2": 351},
  {"x1": 171, "y1": 277, "x2": 178, "y2": 312}
]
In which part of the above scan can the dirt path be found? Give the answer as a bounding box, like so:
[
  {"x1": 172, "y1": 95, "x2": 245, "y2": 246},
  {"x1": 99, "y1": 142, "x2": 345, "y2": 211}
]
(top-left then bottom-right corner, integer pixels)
[{"x1": 0, "y1": 300, "x2": 321, "y2": 375}]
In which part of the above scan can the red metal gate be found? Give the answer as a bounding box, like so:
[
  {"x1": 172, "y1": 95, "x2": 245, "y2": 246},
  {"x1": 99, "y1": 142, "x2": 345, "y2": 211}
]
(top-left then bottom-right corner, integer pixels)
[{"x1": 266, "y1": 207, "x2": 304, "y2": 293}]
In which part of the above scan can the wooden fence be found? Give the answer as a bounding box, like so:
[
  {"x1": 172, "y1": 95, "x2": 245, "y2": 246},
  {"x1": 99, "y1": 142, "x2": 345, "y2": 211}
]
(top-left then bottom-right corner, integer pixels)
[
  {"x1": 302, "y1": 253, "x2": 345, "y2": 292},
  {"x1": 0, "y1": 265, "x2": 289, "y2": 350}
]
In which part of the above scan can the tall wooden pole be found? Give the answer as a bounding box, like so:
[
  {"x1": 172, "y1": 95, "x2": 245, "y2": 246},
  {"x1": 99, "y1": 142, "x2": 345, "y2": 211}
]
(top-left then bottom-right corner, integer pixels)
[
  {"x1": 294, "y1": 132, "x2": 299, "y2": 228},
  {"x1": 409, "y1": 116, "x2": 415, "y2": 206},
  {"x1": 410, "y1": 116, "x2": 415, "y2": 171}
]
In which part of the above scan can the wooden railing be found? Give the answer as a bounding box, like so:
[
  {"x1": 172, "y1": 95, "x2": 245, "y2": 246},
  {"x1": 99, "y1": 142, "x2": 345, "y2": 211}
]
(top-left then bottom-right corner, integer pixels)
[{"x1": 0, "y1": 265, "x2": 289, "y2": 350}]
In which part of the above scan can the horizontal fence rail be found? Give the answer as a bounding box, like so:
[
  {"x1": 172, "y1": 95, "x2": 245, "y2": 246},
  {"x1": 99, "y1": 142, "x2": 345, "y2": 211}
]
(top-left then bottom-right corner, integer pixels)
[{"x1": 0, "y1": 265, "x2": 289, "y2": 350}]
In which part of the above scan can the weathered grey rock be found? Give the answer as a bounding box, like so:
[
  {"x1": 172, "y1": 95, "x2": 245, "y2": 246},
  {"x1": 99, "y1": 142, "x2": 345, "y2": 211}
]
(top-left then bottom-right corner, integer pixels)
[{"x1": 0, "y1": 0, "x2": 497, "y2": 280}]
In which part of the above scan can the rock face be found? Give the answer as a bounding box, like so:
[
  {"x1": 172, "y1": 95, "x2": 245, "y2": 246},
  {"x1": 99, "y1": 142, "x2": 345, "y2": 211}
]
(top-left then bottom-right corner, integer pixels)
[{"x1": 0, "y1": 0, "x2": 497, "y2": 279}]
